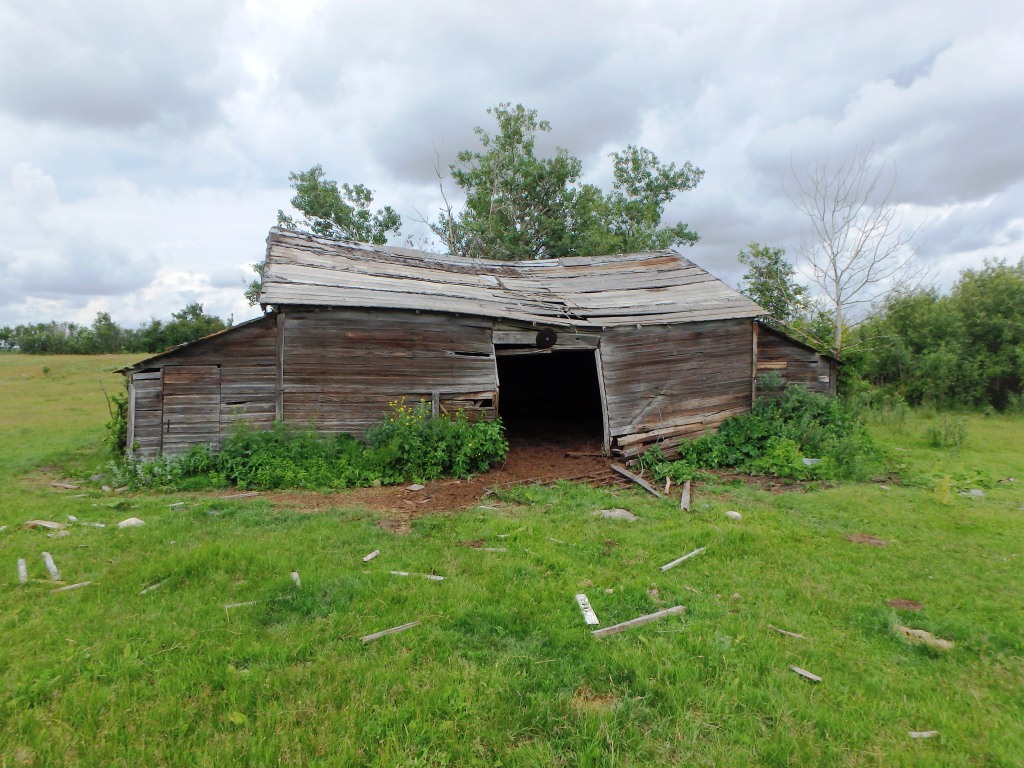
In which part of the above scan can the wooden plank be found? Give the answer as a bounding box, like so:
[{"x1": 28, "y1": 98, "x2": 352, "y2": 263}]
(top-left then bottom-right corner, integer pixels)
[
  {"x1": 659, "y1": 547, "x2": 705, "y2": 572},
  {"x1": 610, "y1": 464, "x2": 663, "y2": 498},
  {"x1": 52, "y1": 581, "x2": 92, "y2": 593},
  {"x1": 591, "y1": 605, "x2": 686, "y2": 638},
  {"x1": 17, "y1": 558, "x2": 28, "y2": 584},
  {"x1": 790, "y1": 666, "x2": 822, "y2": 683},
  {"x1": 41, "y1": 552, "x2": 60, "y2": 580},
  {"x1": 276, "y1": 310, "x2": 285, "y2": 421},
  {"x1": 360, "y1": 620, "x2": 421, "y2": 644},
  {"x1": 768, "y1": 624, "x2": 806, "y2": 639},
  {"x1": 575, "y1": 594, "x2": 600, "y2": 625}
]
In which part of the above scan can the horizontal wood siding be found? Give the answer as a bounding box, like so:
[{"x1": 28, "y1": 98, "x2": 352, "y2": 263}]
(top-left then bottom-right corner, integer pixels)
[
  {"x1": 755, "y1": 326, "x2": 835, "y2": 397},
  {"x1": 282, "y1": 309, "x2": 497, "y2": 436},
  {"x1": 601, "y1": 319, "x2": 754, "y2": 458},
  {"x1": 128, "y1": 315, "x2": 279, "y2": 456},
  {"x1": 129, "y1": 370, "x2": 163, "y2": 458},
  {"x1": 162, "y1": 365, "x2": 221, "y2": 454}
]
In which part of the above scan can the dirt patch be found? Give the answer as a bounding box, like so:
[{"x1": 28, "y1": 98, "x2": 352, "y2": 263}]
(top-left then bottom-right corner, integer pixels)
[
  {"x1": 569, "y1": 685, "x2": 621, "y2": 714},
  {"x1": 458, "y1": 540, "x2": 486, "y2": 549},
  {"x1": 847, "y1": 533, "x2": 887, "y2": 547},
  {"x1": 888, "y1": 598, "x2": 923, "y2": 611},
  {"x1": 266, "y1": 432, "x2": 623, "y2": 520}
]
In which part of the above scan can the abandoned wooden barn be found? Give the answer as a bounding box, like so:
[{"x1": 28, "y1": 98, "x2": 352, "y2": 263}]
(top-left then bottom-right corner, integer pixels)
[{"x1": 122, "y1": 227, "x2": 836, "y2": 460}]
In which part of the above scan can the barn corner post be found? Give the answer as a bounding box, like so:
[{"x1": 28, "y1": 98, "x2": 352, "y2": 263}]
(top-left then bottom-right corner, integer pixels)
[
  {"x1": 751, "y1": 320, "x2": 759, "y2": 405},
  {"x1": 125, "y1": 372, "x2": 137, "y2": 459},
  {"x1": 594, "y1": 345, "x2": 612, "y2": 456},
  {"x1": 275, "y1": 309, "x2": 286, "y2": 422}
]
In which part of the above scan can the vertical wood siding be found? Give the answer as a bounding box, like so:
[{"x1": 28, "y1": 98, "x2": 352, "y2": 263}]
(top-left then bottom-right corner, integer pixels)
[
  {"x1": 128, "y1": 371, "x2": 163, "y2": 458},
  {"x1": 600, "y1": 319, "x2": 754, "y2": 458},
  {"x1": 281, "y1": 309, "x2": 498, "y2": 436}
]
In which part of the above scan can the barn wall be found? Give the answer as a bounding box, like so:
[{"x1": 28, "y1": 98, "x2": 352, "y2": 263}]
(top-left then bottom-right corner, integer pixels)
[
  {"x1": 126, "y1": 315, "x2": 278, "y2": 458},
  {"x1": 281, "y1": 308, "x2": 497, "y2": 435},
  {"x1": 600, "y1": 319, "x2": 754, "y2": 458},
  {"x1": 755, "y1": 325, "x2": 836, "y2": 397}
]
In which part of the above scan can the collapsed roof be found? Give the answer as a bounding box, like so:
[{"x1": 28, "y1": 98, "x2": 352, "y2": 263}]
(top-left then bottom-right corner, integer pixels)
[{"x1": 258, "y1": 228, "x2": 762, "y2": 329}]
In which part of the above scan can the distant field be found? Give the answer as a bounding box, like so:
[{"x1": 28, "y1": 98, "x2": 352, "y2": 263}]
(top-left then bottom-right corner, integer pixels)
[{"x1": 1, "y1": 354, "x2": 1022, "y2": 766}]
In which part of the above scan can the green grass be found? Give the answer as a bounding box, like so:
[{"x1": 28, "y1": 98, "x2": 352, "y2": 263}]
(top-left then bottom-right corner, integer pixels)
[{"x1": 1, "y1": 354, "x2": 1023, "y2": 766}]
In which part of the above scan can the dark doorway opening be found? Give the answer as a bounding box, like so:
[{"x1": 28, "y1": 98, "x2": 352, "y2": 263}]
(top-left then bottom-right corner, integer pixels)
[{"x1": 496, "y1": 350, "x2": 604, "y2": 450}]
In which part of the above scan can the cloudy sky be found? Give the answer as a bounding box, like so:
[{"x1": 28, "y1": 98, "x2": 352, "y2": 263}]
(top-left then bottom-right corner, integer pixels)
[{"x1": 1, "y1": 0, "x2": 1021, "y2": 328}]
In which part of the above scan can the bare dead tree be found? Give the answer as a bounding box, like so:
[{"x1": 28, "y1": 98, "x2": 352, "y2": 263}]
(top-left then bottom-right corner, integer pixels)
[{"x1": 791, "y1": 151, "x2": 925, "y2": 357}]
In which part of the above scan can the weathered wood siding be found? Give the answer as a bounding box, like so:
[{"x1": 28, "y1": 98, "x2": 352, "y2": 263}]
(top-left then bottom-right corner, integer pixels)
[
  {"x1": 127, "y1": 370, "x2": 163, "y2": 458},
  {"x1": 281, "y1": 308, "x2": 497, "y2": 435},
  {"x1": 127, "y1": 315, "x2": 278, "y2": 457},
  {"x1": 755, "y1": 325, "x2": 836, "y2": 397},
  {"x1": 601, "y1": 319, "x2": 754, "y2": 458}
]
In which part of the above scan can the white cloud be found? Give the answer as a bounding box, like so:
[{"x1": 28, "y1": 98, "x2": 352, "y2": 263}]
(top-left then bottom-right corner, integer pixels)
[{"x1": 0, "y1": 0, "x2": 1022, "y2": 328}]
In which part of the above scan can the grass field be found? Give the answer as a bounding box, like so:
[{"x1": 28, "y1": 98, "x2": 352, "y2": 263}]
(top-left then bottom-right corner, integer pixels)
[{"x1": 1, "y1": 354, "x2": 1022, "y2": 766}]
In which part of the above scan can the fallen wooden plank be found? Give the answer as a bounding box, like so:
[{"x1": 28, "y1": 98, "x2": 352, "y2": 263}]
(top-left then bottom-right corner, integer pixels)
[
  {"x1": 389, "y1": 571, "x2": 445, "y2": 581},
  {"x1": 481, "y1": 547, "x2": 507, "y2": 552},
  {"x1": 221, "y1": 491, "x2": 260, "y2": 500},
  {"x1": 659, "y1": 547, "x2": 705, "y2": 572},
  {"x1": 24, "y1": 520, "x2": 65, "y2": 530},
  {"x1": 592, "y1": 605, "x2": 686, "y2": 638},
  {"x1": 790, "y1": 665, "x2": 822, "y2": 682},
  {"x1": 140, "y1": 580, "x2": 166, "y2": 595},
  {"x1": 52, "y1": 581, "x2": 92, "y2": 593},
  {"x1": 361, "y1": 620, "x2": 421, "y2": 644},
  {"x1": 610, "y1": 464, "x2": 663, "y2": 498},
  {"x1": 575, "y1": 594, "x2": 600, "y2": 625},
  {"x1": 362, "y1": 549, "x2": 381, "y2": 562},
  {"x1": 224, "y1": 600, "x2": 260, "y2": 609},
  {"x1": 908, "y1": 730, "x2": 939, "y2": 739},
  {"x1": 768, "y1": 624, "x2": 806, "y2": 639},
  {"x1": 41, "y1": 552, "x2": 60, "y2": 581},
  {"x1": 17, "y1": 558, "x2": 28, "y2": 584},
  {"x1": 680, "y1": 480, "x2": 691, "y2": 511}
]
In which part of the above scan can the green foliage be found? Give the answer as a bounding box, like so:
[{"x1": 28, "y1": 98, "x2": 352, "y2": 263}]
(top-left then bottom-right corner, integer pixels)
[
  {"x1": 852, "y1": 258, "x2": 1024, "y2": 410},
  {"x1": 641, "y1": 386, "x2": 882, "y2": 481},
  {"x1": 435, "y1": 103, "x2": 703, "y2": 260},
  {"x1": 924, "y1": 415, "x2": 969, "y2": 449},
  {"x1": 737, "y1": 242, "x2": 807, "y2": 326},
  {"x1": 104, "y1": 384, "x2": 129, "y2": 456},
  {"x1": 276, "y1": 164, "x2": 401, "y2": 244},
  {"x1": 112, "y1": 401, "x2": 509, "y2": 491},
  {"x1": 366, "y1": 399, "x2": 509, "y2": 483},
  {"x1": 2, "y1": 304, "x2": 230, "y2": 355}
]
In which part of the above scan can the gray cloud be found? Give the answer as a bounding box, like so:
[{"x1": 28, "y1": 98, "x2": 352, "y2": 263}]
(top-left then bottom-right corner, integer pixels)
[{"x1": 0, "y1": 0, "x2": 1022, "y2": 327}]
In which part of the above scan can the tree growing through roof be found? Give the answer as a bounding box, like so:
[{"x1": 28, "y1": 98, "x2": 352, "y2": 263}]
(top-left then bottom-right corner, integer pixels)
[
  {"x1": 433, "y1": 103, "x2": 703, "y2": 260},
  {"x1": 790, "y1": 150, "x2": 923, "y2": 357},
  {"x1": 247, "y1": 165, "x2": 403, "y2": 305}
]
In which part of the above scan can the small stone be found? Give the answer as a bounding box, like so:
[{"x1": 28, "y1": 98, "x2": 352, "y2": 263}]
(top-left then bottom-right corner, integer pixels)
[
  {"x1": 878, "y1": 485, "x2": 891, "y2": 490},
  {"x1": 592, "y1": 508, "x2": 638, "y2": 522},
  {"x1": 117, "y1": 517, "x2": 146, "y2": 528},
  {"x1": 407, "y1": 483, "x2": 426, "y2": 492},
  {"x1": 101, "y1": 485, "x2": 112, "y2": 492},
  {"x1": 604, "y1": 588, "x2": 614, "y2": 594},
  {"x1": 67, "y1": 515, "x2": 78, "y2": 523},
  {"x1": 725, "y1": 510, "x2": 742, "y2": 520},
  {"x1": 961, "y1": 489, "x2": 985, "y2": 498}
]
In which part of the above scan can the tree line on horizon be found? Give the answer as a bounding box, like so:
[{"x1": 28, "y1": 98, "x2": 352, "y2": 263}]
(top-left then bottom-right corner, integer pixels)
[{"x1": 0, "y1": 303, "x2": 228, "y2": 356}]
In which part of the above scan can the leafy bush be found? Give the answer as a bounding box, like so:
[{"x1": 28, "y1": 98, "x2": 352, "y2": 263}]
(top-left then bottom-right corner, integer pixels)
[
  {"x1": 109, "y1": 400, "x2": 508, "y2": 491},
  {"x1": 640, "y1": 386, "x2": 883, "y2": 482},
  {"x1": 104, "y1": 385, "x2": 129, "y2": 456}
]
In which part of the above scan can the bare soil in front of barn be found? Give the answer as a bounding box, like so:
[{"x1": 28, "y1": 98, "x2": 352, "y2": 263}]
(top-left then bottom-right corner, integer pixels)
[{"x1": 266, "y1": 429, "x2": 623, "y2": 524}]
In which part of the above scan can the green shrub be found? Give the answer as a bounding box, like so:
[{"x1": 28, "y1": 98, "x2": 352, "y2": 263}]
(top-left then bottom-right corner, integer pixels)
[
  {"x1": 110, "y1": 400, "x2": 509, "y2": 491},
  {"x1": 640, "y1": 386, "x2": 883, "y2": 481}
]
